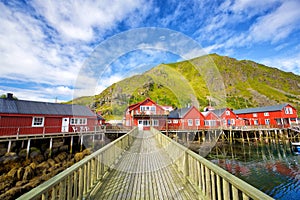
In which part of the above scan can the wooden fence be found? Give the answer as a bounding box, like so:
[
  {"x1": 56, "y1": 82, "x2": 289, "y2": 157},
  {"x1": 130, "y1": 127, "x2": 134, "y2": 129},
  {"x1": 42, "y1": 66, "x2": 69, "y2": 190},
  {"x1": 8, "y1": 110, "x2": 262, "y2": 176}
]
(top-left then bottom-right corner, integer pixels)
[
  {"x1": 151, "y1": 127, "x2": 274, "y2": 200},
  {"x1": 17, "y1": 127, "x2": 138, "y2": 200}
]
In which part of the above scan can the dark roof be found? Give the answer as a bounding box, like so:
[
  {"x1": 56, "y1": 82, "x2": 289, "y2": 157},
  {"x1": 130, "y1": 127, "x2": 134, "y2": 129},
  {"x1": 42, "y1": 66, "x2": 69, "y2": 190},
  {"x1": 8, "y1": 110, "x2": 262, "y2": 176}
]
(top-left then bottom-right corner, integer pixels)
[
  {"x1": 0, "y1": 98, "x2": 95, "y2": 117},
  {"x1": 234, "y1": 104, "x2": 288, "y2": 114},
  {"x1": 168, "y1": 107, "x2": 191, "y2": 119},
  {"x1": 97, "y1": 114, "x2": 105, "y2": 120},
  {"x1": 211, "y1": 108, "x2": 227, "y2": 117}
]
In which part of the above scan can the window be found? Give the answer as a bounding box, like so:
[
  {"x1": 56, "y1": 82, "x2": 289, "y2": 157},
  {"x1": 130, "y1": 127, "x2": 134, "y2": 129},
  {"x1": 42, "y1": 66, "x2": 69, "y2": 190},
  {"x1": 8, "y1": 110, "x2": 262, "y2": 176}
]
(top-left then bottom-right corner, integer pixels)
[
  {"x1": 152, "y1": 120, "x2": 158, "y2": 126},
  {"x1": 231, "y1": 119, "x2": 235, "y2": 125},
  {"x1": 265, "y1": 119, "x2": 270, "y2": 125},
  {"x1": 70, "y1": 118, "x2": 87, "y2": 125},
  {"x1": 168, "y1": 120, "x2": 172, "y2": 124},
  {"x1": 188, "y1": 119, "x2": 193, "y2": 126},
  {"x1": 284, "y1": 107, "x2": 293, "y2": 114},
  {"x1": 254, "y1": 120, "x2": 259, "y2": 125},
  {"x1": 173, "y1": 120, "x2": 178, "y2": 124},
  {"x1": 225, "y1": 110, "x2": 230, "y2": 116},
  {"x1": 204, "y1": 120, "x2": 216, "y2": 126},
  {"x1": 32, "y1": 117, "x2": 44, "y2": 127},
  {"x1": 140, "y1": 106, "x2": 156, "y2": 111},
  {"x1": 264, "y1": 112, "x2": 269, "y2": 116},
  {"x1": 253, "y1": 113, "x2": 257, "y2": 117},
  {"x1": 195, "y1": 119, "x2": 200, "y2": 126}
]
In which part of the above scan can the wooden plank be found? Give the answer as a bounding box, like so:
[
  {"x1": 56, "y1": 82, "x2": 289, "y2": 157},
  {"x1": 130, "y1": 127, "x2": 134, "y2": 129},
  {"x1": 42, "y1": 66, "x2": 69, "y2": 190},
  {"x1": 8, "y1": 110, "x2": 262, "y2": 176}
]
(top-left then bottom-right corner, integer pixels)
[{"x1": 92, "y1": 130, "x2": 200, "y2": 200}]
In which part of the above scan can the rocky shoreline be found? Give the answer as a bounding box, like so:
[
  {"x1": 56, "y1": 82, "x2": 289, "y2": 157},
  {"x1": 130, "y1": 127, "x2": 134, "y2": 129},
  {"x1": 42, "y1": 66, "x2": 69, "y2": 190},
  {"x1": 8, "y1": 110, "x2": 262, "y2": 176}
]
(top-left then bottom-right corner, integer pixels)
[{"x1": 0, "y1": 144, "x2": 92, "y2": 200}]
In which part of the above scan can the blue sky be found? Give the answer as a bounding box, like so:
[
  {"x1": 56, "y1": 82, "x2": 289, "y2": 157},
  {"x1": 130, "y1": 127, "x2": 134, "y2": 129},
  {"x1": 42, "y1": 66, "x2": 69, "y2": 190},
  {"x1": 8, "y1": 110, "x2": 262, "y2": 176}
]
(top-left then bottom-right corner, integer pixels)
[{"x1": 0, "y1": 0, "x2": 300, "y2": 102}]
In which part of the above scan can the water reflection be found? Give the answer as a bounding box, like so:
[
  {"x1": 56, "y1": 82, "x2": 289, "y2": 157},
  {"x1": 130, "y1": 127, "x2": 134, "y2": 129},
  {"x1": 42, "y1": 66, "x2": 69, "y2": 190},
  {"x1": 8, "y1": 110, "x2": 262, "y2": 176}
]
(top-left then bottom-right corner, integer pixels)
[{"x1": 206, "y1": 141, "x2": 300, "y2": 200}]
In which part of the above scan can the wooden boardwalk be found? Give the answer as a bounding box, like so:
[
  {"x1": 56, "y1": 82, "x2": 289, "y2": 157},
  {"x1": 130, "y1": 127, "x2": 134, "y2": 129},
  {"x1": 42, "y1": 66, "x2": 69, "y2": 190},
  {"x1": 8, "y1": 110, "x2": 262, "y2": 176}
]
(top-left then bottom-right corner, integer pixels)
[{"x1": 91, "y1": 131, "x2": 199, "y2": 200}]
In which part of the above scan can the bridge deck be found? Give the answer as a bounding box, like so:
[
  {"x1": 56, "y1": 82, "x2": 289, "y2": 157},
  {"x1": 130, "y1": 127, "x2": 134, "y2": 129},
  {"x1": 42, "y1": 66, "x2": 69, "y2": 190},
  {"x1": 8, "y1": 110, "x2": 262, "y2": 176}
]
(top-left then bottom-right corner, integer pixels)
[{"x1": 91, "y1": 131, "x2": 199, "y2": 200}]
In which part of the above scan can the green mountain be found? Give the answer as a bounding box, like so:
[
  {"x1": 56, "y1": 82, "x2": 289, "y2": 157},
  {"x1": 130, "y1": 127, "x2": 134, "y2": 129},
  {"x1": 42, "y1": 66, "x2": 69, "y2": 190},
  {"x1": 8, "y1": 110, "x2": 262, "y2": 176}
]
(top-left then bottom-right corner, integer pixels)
[{"x1": 68, "y1": 54, "x2": 300, "y2": 119}]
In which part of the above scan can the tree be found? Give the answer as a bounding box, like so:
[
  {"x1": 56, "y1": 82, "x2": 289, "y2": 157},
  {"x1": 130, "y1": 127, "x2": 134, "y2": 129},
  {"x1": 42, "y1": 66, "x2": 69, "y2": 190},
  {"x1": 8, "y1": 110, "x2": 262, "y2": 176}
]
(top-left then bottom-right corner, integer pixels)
[{"x1": 0, "y1": 94, "x2": 18, "y2": 100}]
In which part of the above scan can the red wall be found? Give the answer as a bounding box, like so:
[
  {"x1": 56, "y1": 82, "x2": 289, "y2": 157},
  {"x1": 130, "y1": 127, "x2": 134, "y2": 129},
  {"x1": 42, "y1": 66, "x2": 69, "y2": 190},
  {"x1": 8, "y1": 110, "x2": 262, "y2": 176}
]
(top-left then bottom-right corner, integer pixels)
[
  {"x1": 236, "y1": 105, "x2": 297, "y2": 127},
  {"x1": 0, "y1": 114, "x2": 97, "y2": 136}
]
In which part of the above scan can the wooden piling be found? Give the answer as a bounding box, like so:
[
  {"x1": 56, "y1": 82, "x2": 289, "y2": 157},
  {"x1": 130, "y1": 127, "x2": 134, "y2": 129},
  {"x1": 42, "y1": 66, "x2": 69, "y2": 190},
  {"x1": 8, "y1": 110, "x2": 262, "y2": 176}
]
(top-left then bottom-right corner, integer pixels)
[
  {"x1": 7, "y1": 140, "x2": 12, "y2": 153},
  {"x1": 49, "y1": 138, "x2": 53, "y2": 157},
  {"x1": 26, "y1": 139, "x2": 31, "y2": 159}
]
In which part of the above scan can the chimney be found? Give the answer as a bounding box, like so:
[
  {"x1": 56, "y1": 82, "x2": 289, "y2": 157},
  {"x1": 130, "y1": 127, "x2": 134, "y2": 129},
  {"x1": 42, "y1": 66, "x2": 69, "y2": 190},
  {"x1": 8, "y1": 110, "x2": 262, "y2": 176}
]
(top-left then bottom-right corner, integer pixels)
[{"x1": 7, "y1": 93, "x2": 13, "y2": 100}]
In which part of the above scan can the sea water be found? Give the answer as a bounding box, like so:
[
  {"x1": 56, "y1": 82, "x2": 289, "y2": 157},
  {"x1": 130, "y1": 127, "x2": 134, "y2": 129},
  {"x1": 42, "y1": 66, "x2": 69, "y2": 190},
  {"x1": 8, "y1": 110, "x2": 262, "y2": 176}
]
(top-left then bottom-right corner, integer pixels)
[{"x1": 206, "y1": 142, "x2": 300, "y2": 200}]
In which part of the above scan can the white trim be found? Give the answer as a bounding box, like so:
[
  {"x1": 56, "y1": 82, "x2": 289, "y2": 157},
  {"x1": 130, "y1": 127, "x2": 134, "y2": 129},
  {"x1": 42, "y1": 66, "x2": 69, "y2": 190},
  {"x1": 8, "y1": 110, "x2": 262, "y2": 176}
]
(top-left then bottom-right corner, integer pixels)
[
  {"x1": 32, "y1": 117, "x2": 44, "y2": 127},
  {"x1": 70, "y1": 118, "x2": 87, "y2": 125}
]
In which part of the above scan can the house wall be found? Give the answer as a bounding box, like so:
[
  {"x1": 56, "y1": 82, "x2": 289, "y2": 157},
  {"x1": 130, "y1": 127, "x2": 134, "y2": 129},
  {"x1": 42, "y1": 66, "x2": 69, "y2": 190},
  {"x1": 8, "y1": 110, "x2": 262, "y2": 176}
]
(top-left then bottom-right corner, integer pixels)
[
  {"x1": 204, "y1": 112, "x2": 220, "y2": 128},
  {"x1": 220, "y1": 109, "x2": 237, "y2": 127},
  {"x1": 236, "y1": 105, "x2": 298, "y2": 127},
  {"x1": 167, "y1": 107, "x2": 205, "y2": 130},
  {"x1": 0, "y1": 114, "x2": 97, "y2": 136}
]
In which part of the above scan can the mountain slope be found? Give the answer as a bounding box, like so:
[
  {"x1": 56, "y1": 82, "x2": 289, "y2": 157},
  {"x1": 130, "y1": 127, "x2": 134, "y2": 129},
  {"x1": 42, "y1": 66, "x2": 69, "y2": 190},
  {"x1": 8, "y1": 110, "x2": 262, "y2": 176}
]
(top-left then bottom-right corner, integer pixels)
[{"x1": 68, "y1": 54, "x2": 300, "y2": 119}]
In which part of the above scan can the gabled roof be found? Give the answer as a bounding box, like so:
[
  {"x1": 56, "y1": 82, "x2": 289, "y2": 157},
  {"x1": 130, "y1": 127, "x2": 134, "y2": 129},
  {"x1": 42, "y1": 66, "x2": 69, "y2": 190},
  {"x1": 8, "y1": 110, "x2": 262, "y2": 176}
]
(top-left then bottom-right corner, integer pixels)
[
  {"x1": 168, "y1": 107, "x2": 193, "y2": 119},
  {"x1": 0, "y1": 98, "x2": 96, "y2": 117},
  {"x1": 234, "y1": 104, "x2": 289, "y2": 114},
  {"x1": 201, "y1": 111, "x2": 219, "y2": 119},
  {"x1": 211, "y1": 108, "x2": 227, "y2": 117},
  {"x1": 128, "y1": 98, "x2": 165, "y2": 112}
]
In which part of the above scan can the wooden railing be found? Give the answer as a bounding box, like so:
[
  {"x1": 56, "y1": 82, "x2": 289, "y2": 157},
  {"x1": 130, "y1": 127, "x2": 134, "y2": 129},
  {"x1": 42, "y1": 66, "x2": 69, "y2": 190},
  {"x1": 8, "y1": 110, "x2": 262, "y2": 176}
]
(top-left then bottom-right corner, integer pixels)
[
  {"x1": 151, "y1": 127, "x2": 274, "y2": 200},
  {"x1": 17, "y1": 127, "x2": 138, "y2": 200}
]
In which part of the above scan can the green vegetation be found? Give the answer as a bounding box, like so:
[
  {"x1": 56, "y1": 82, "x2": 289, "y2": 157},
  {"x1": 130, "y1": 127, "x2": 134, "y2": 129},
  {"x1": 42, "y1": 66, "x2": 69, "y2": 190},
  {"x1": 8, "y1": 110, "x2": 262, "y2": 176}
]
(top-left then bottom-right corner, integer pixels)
[{"x1": 67, "y1": 54, "x2": 300, "y2": 119}]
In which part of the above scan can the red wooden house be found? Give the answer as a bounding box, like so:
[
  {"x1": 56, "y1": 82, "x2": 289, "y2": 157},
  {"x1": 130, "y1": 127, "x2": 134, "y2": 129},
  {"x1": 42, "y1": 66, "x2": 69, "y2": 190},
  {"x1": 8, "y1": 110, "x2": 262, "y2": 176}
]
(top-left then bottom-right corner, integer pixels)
[
  {"x1": 168, "y1": 106, "x2": 205, "y2": 130},
  {"x1": 234, "y1": 104, "x2": 298, "y2": 128},
  {"x1": 201, "y1": 111, "x2": 221, "y2": 128},
  {"x1": 124, "y1": 98, "x2": 170, "y2": 130},
  {"x1": 0, "y1": 94, "x2": 97, "y2": 136},
  {"x1": 211, "y1": 108, "x2": 241, "y2": 128}
]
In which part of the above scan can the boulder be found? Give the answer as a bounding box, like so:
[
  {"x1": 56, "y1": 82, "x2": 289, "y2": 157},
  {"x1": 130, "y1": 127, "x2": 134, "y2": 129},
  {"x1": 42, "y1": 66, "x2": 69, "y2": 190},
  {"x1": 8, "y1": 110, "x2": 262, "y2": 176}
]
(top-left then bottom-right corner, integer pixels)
[
  {"x1": 22, "y1": 166, "x2": 34, "y2": 181},
  {"x1": 47, "y1": 159, "x2": 56, "y2": 167},
  {"x1": 29, "y1": 162, "x2": 37, "y2": 171},
  {"x1": 36, "y1": 161, "x2": 50, "y2": 173},
  {"x1": 59, "y1": 145, "x2": 69, "y2": 152},
  {"x1": 7, "y1": 167, "x2": 18, "y2": 180},
  {"x1": 33, "y1": 154, "x2": 45, "y2": 163},
  {"x1": 0, "y1": 186, "x2": 23, "y2": 200},
  {"x1": 54, "y1": 152, "x2": 67, "y2": 163},
  {"x1": 17, "y1": 167, "x2": 24, "y2": 180},
  {"x1": 74, "y1": 152, "x2": 85, "y2": 162},
  {"x1": 15, "y1": 180, "x2": 28, "y2": 187}
]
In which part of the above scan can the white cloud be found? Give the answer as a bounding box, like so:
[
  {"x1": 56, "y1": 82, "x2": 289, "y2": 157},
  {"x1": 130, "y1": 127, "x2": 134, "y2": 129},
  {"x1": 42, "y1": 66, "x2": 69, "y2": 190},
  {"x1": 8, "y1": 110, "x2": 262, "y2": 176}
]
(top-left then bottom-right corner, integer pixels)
[
  {"x1": 248, "y1": 0, "x2": 300, "y2": 43},
  {"x1": 31, "y1": 0, "x2": 149, "y2": 41},
  {"x1": 260, "y1": 53, "x2": 300, "y2": 75}
]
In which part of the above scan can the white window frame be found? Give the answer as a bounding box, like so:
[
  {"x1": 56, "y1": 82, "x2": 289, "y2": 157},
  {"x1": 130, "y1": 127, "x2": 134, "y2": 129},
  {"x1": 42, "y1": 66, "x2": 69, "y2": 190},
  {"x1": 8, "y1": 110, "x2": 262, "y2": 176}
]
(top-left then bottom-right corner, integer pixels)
[
  {"x1": 70, "y1": 118, "x2": 87, "y2": 125},
  {"x1": 152, "y1": 120, "x2": 159, "y2": 126},
  {"x1": 168, "y1": 120, "x2": 172, "y2": 124},
  {"x1": 188, "y1": 119, "x2": 193, "y2": 126},
  {"x1": 254, "y1": 120, "x2": 259, "y2": 125},
  {"x1": 226, "y1": 110, "x2": 230, "y2": 116},
  {"x1": 253, "y1": 113, "x2": 257, "y2": 117},
  {"x1": 264, "y1": 112, "x2": 269, "y2": 116},
  {"x1": 32, "y1": 117, "x2": 44, "y2": 127},
  {"x1": 173, "y1": 120, "x2": 178, "y2": 124},
  {"x1": 231, "y1": 119, "x2": 235, "y2": 125},
  {"x1": 265, "y1": 119, "x2": 270, "y2": 125},
  {"x1": 284, "y1": 107, "x2": 293, "y2": 114},
  {"x1": 195, "y1": 119, "x2": 200, "y2": 126}
]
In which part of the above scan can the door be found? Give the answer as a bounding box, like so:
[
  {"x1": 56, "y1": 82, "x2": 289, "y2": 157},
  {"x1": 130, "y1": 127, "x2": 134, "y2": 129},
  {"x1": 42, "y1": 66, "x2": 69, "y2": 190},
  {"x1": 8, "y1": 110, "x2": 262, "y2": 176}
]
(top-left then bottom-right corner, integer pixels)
[
  {"x1": 138, "y1": 120, "x2": 143, "y2": 130},
  {"x1": 61, "y1": 118, "x2": 69, "y2": 132}
]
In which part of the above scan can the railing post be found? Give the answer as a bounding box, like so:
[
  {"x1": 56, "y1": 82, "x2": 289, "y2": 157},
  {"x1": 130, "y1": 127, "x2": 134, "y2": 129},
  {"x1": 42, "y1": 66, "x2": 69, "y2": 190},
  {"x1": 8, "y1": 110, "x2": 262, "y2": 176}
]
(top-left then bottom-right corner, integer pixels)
[
  {"x1": 17, "y1": 128, "x2": 19, "y2": 139},
  {"x1": 184, "y1": 151, "x2": 189, "y2": 183}
]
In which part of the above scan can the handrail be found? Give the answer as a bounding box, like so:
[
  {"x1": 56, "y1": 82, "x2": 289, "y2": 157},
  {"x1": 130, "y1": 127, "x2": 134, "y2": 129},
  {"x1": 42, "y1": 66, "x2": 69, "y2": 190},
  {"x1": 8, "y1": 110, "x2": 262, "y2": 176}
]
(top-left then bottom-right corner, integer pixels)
[
  {"x1": 17, "y1": 127, "x2": 138, "y2": 200},
  {"x1": 151, "y1": 127, "x2": 274, "y2": 200}
]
